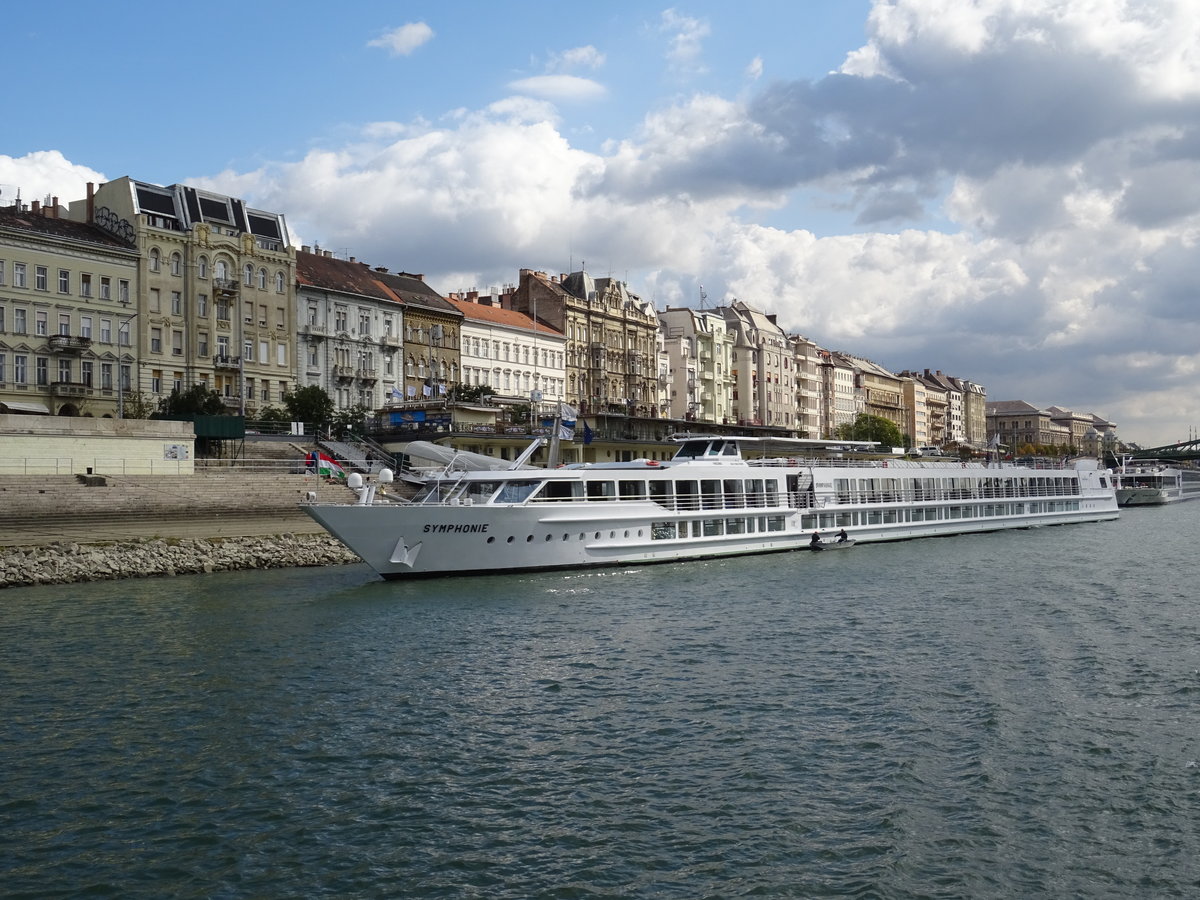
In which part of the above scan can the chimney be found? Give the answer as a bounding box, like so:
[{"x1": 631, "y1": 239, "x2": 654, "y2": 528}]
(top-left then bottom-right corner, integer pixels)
[
  {"x1": 349, "y1": 256, "x2": 356, "y2": 264},
  {"x1": 51, "y1": 196, "x2": 59, "y2": 218},
  {"x1": 301, "y1": 245, "x2": 311, "y2": 253},
  {"x1": 86, "y1": 182, "x2": 95, "y2": 222},
  {"x1": 31, "y1": 200, "x2": 40, "y2": 215}
]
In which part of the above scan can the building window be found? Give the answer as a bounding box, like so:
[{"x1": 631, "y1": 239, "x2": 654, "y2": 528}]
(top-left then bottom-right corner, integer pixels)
[
  {"x1": 36, "y1": 311, "x2": 47, "y2": 336},
  {"x1": 198, "y1": 256, "x2": 208, "y2": 279},
  {"x1": 275, "y1": 271, "x2": 284, "y2": 293},
  {"x1": 257, "y1": 268, "x2": 267, "y2": 290},
  {"x1": 101, "y1": 363, "x2": 112, "y2": 390},
  {"x1": 198, "y1": 332, "x2": 209, "y2": 356},
  {"x1": 58, "y1": 313, "x2": 70, "y2": 336},
  {"x1": 36, "y1": 357, "x2": 49, "y2": 386},
  {"x1": 14, "y1": 263, "x2": 27, "y2": 288},
  {"x1": 171, "y1": 291, "x2": 182, "y2": 315},
  {"x1": 150, "y1": 288, "x2": 160, "y2": 312},
  {"x1": 14, "y1": 354, "x2": 27, "y2": 384},
  {"x1": 197, "y1": 293, "x2": 208, "y2": 316},
  {"x1": 119, "y1": 279, "x2": 130, "y2": 303},
  {"x1": 100, "y1": 318, "x2": 111, "y2": 343},
  {"x1": 151, "y1": 327, "x2": 162, "y2": 353},
  {"x1": 170, "y1": 253, "x2": 182, "y2": 276},
  {"x1": 81, "y1": 360, "x2": 93, "y2": 386},
  {"x1": 243, "y1": 264, "x2": 253, "y2": 286},
  {"x1": 149, "y1": 249, "x2": 160, "y2": 272},
  {"x1": 100, "y1": 276, "x2": 111, "y2": 300},
  {"x1": 35, "y1": 266, "x2": 47, "y2": 291},
  {"x1": 79, "y1": 273, "x2": 92, "y2": 298},
  {"x1": 151, "y1": 370, "x2": 162, "y2": 393},
  {"x1": 58, "y1": 269, "x2": 70, "y2": 293},
  {"x1": 214, "y1": 260, "x2": 228, "y2": 281},
  {"x1": 172, "y1": 331, "x2": 183, "y2": 356}
]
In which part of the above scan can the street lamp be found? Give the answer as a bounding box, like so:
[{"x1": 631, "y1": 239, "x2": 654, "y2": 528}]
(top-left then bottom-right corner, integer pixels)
[{"x1": 117, "y1": 300, "x2": 138, "y2": 418}]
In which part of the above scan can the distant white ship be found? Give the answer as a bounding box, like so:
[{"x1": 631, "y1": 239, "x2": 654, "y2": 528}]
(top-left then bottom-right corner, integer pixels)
[
  {"x1": 304, "y1": 436, "x2": 1119, "y2": 579},
  {"x1": 1114, "y1": 460, "x2": 1200, "y2": 506}
]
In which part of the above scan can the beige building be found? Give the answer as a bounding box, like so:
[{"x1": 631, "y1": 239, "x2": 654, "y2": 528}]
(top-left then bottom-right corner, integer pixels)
[
  {"x1": 723, "y1": 301, "x2": 795, "y2": 428},
  {"x1": 68, "y1": 178, "x2": 297, "y2": 416},
  {"x1": 512, "y1": 268, "x2": 659, "y2": 417},
  {"x1": 0, "y1": 200, "x2": 140, "y2": 417},
  {"x1": 659, "y1": 306, "x2": 735, "y2": 423},
  {"x1": 789, "y1": 334, "x2": 822, "y2": 438}
]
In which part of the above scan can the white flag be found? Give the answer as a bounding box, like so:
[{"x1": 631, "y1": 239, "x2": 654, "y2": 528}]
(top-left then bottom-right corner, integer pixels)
[{"x1": 558, "y1": 403, "x2": 577, "y2": 440}]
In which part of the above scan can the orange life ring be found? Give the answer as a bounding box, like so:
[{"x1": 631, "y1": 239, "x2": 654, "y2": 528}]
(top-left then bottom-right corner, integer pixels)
[{"x1": 646, "y1": 459, "x2": 660, "y2": 466}]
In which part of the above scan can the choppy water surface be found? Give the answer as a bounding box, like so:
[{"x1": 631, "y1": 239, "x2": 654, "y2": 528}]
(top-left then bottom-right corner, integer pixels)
[{"x1": 4, "y1": 506, "x2": 1200, "y2": 898}]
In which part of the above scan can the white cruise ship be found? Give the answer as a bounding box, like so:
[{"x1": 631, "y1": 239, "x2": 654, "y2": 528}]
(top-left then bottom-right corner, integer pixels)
[{"x1": 304, "y1": 436, "x2": 1119, "y2": 579}]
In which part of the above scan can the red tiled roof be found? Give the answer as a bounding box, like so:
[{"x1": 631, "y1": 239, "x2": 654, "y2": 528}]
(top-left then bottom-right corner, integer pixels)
[{"x1": 446, "y1": 297, "x2": 563, "y2": 336}]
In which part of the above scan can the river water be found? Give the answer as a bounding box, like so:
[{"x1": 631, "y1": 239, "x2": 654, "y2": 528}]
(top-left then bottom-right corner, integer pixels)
[{"x1": 3, "y1": 504, "x2": 1200, "y2": 899}]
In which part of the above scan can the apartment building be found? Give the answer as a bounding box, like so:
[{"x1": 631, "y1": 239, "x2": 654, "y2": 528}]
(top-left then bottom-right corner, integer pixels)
[
  {"x1": 68, "y1": 178, "x2": 297, "y2": 415},
  {"x1": 0, "y1": 200, "x2": 140, "y2": 416},
  {"x1": 659, "y1": 306, "x2": 735, "y2": 423},
  {"x1": 512, "y1": 268, "x2": 660, "y2": 417},
  {"x1": 447, "y1": 290, "x2": 566, "y2": 406},
  {"x1": 723, "y1": 300, "x2": 795, "y2": 428}
]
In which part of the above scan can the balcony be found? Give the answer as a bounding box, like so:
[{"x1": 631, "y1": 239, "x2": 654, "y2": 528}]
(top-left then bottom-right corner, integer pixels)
[
  {"x1": 380, "y1": 333, "x2": 402, "y2": 348},
  {"x1": 303, "y1": 322, "x2": 327, "y2": 340},
  {"x1": 213, "y1": 354, "x2": 242, "y2": 371},
  {"x1": 332, "y1": 365, "x2": 355, "y2": 380},
  {"x1": 357, "y1": 368, "x2": 378, "y2": 382},
  {"x1": 47, "y1": 334, "x2": 93, "y2": 353},
  {"x1": 50, "y1": 381, "x2": 94, "y2": 398},
  {"x1": 213, "y1": 278, "x2": 239, "y2": 298}
]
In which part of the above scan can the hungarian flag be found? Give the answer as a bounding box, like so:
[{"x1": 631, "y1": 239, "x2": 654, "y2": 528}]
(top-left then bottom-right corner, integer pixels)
[{"x1": 306, "y1": 451, "x2": 346, "y2": 479}]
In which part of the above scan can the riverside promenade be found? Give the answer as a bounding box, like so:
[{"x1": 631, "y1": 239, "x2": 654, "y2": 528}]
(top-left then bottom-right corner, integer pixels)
[{"x1": 0, "y1": 467, "x2": 366, "y2": 587}]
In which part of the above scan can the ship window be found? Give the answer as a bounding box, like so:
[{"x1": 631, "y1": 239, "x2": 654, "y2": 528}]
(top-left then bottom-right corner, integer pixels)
[
  {"x1": 652, "y1": 522, "x2": 675, "y2": 540},
  {"x1": 495, "y1": 480, "x2": 539, "y2": 503},
  {"x1": 619, "y1": 480, "x2": 646, "y2": 499},
  {"x1": 747, "y1": 479, "x2": 765, "y2": 507},
  {"x1": 586, "y1": 480, "x2": 616, "y2": 500},
  {"x1": 649, "y1": 481, "x2": 671, "y2": 506},
  {"x1": 726, "y1": 518, "x2": 746, "y2": 534},
  {"x1": 702, "y1": 519, "x2": 724, "y2": 536},
  {"x1": 538, "y1": 480, "x2": 581, "y2": 501},
  {"x1": 675, "y1": 480, "x2": 699, "y2": 511},
  {"x1": 701, "y1": 480, "x2": 722, "y2": 509},
  {"x1": 723, "y1": 479, "x2": 745, "y2": 508}
]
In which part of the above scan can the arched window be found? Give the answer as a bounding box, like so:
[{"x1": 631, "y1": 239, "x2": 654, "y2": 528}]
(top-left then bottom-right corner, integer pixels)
[
  {"x1": 258, "y1": 268, "x2": 267, "y2": 290},
  {"x1": 214, "y1": 259, "x2": 228, "y2": 281},
  {"x1": 243, "y1": 264, "x2": 253, "y2": 286},
  {"x1": 406, "y1": 356, "x2": 414, "y2": 377},
  {"x1": 198, "y1": 256, "x2": 209, "y2": 279},
  {"x1": 274, "y1": 271, "x2": 284, "y2": 293},
  {"x1": 170, "y1": 252, "x2": 182, "y2": 276},
  {"x1": 149, "y1": 248, "x2": 161, "y2": 272}
]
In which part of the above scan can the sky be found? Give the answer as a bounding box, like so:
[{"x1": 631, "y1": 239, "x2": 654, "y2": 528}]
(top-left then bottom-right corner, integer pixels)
[{"x1": 3, "y1": 0, "x2": 1199, "y2": 448}]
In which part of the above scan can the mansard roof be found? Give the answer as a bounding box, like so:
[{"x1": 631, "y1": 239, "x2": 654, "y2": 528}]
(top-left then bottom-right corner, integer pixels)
[{"x1": 0, "y1": 204, "x2": 136, "y2": 251}]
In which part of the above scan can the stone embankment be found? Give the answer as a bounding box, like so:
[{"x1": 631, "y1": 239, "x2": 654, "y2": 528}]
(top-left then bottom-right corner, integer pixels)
[{"x1": 1, "y1": 533, "x2": 362, "y2": 589}]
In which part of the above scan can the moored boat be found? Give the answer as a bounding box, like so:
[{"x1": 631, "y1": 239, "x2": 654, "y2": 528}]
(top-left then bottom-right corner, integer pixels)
[
  {"x1": 303, "y1": 435, "x2": 1119, "y2": 579},
  {"x1": 1114, "y1": 460, "x2": 1200, "y2": 506}
]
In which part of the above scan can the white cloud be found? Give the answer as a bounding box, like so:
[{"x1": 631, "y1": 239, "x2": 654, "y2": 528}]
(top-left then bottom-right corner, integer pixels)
[
  {"x1": 507, "y1": 75, "x2": 607, "y2": 103},
  {"x1": 548, "y1": 45, "x2": 606, "y2": 73},
  {"x1": 367, "y1": 22, "x2": 434, "y2": 56},
  {"x1": 0, "y1": 151, "x2": 106, "y2": 208},
  {"x1": 661, "y1": 8, "x2": 710, "y2": 73},
  {"x1": 745, "y1": 56, "x2": 763, "y2": 81}
]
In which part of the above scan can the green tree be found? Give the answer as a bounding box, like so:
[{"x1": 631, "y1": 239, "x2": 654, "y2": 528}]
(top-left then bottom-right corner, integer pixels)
[
  {"x1": 119, "y1": 390, "x2": 158, "y2": 420},
  {"x1": 158, "y1": 384, "x2": 227, "y2": 416},
  {"x1": 448, "y1": 384, "x2": 495, "y2": 404},
  {"x1": 835, "y1": 413, "x2": 904, "y2": 449},
  {"x1": 332, "y1": 403, "x2": 370, "y2": 439},
  {"x1": 283, "y1": 386, "x2": 335, "y2": 430},
  {"x1": 256, "y1": 405, "x2": 291, "y2": 425}
]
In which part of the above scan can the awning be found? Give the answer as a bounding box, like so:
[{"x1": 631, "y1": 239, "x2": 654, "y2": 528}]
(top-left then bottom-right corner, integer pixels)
[{"x1": 0, "y1": 401, "x2": 51, "y2": 415}]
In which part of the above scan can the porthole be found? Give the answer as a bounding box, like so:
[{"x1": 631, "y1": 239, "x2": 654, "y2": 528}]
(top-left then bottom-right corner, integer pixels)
[
  {"x1": 526, "y1": 535, "x2": 534, "y2": 542},
  {"x1": 561, "y1": 534, "x2": 569, "y2": 541},
  {"x1": 609, "y1": 531, "x2": 616, "y2": 539},
  {"x1": 544, "y1": 534, "x2": 553, "y2": 541},
  {"x1": 487, "y1": 536, "x2": 495, "y2": 543},
  {"x1": 506, "y1": 536, "x2": 515, "y2": 543},
  {"x1": 623, "y1": 530, "x2": 630, "y2": 538},
  {"x1": 594, "y1": 531, "x2": 601, "y2": 539}
]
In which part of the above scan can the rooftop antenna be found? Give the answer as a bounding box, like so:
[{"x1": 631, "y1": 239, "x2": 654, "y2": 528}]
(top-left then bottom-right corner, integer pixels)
[{"x1": 699, "y1": 284, "x2": 709, "y2": 309}]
